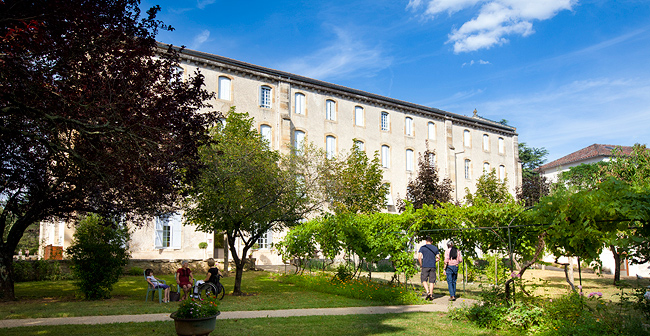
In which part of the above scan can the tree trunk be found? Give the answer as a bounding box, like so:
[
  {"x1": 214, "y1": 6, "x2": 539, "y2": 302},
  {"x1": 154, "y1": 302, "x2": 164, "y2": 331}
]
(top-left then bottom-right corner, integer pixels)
[
  {"x1": 505, "y1": 232, "x2": 546, "y2": 302},
  {"x1": 610, "y1": 245, "x2": 621, "y2": 285},
  {"x1": 223, "y1": 234, "x2": 229, "y2": 274},
  {"x1": 0, "y1": 249, "x2": 16, "y2": 301},
  {"x1": 233, "y1": 262, "x2": 245, "y2": 295}
]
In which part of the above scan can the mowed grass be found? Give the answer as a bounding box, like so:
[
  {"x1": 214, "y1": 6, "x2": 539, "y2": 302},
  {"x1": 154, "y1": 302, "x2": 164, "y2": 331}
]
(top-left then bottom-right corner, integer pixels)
[
  {"x1": 1, "y1": 312, "x2": 507, "y2": 336},
  {"x1": 1, "y1": 271, "x2": 384, "y2": 319}
]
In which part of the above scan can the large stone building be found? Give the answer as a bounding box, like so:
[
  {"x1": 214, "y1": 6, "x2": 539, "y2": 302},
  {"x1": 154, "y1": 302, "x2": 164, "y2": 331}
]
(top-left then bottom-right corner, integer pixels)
[{"x1": 39, "y1": 45, "x2": 522, "y2": 265}]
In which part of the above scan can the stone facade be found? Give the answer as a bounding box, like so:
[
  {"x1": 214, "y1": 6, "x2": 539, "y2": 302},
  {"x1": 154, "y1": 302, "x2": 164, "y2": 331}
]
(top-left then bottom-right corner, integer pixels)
[{"x1": 40, "y1": 45, "x2": 521, "y2": 266}]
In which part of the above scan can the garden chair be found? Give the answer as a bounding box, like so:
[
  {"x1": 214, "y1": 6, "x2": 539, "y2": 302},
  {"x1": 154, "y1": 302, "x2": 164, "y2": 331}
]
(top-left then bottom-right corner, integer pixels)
[{"x1": 144, "y1": 270, "x2": 167, "y2": 303}]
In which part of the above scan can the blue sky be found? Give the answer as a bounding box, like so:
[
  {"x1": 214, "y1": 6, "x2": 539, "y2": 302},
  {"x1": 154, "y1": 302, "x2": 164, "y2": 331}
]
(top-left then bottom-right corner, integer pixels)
[{"x1": 140, "y1": 0, "x2": 650, "y2": 162}]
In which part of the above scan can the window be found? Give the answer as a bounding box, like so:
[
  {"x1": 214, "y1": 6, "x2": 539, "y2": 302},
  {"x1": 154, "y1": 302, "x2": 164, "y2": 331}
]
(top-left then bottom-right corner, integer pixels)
[
  {"x1": 464, "y1": 159, "x2": 471, "y2": 179},
  {"x1": 325, "y1": 100, "x2": 336, "y2": 120},
  {"x1": 257, "y1": 231, "x2": 272, "y2": 249},
  {"x1": 381, "y1": 145, "x2": 390, "y2": 168},
  {"x1": 464, "y1": 130, "x2": 471, "y2": 147},
  {"x1": 427, "y1": 152, "x2": 436, "y2": 167},
  {"x1": 260, "y1": 86, "x2": 271, "y2": 108},
  {"x1": 326, "y1": 135, "x2": 336, "y2": 159},
  {"x1": 171, "y1": 66, "x2": 184, "y2": 83},
  {"x1": 155, "y1": 213, "x2": 182, "y2": 249},
  {"x1": 406, "y1": 149, "x2": 414, "y2": 171},
  {"x1": 260, "y1": 124, "x2": 272, "y2": 145},
  {"x1": 381, "y1": 112, "x2": 389, "y2": 131},
  {"x1": 218, "y1": 76, "x2": 231, "y2": 100},
  {"x1": 294, "y1": 93, "x2": 305, "y2": 115},
  {"x1": 483, "y1": 162, "x2": 490, "y2": 173},
  {"x1": 498, "y1": 137, "x2": 505, "y2": 154},
  {"x1": 499, "y1": 165, "x2": 506, "y2": 180},
  {"x1": 355, "y1": 106, "x2": 364, "y2": 126},
  {"x1": 428, "y1": 122, "x2": 435, "y2": 140},
  {"x1": 483, "y1": 134, "x2": 489, "y2": 151},
  {"x1": 294, "y1": 130, "x2": 305, "y2": 152},
  {"x1": 405, "y1": 117, "x2": 413, "y2": 136},
  {"x1": 354, "y1": 140, "x2": 365, "y2": 151}
]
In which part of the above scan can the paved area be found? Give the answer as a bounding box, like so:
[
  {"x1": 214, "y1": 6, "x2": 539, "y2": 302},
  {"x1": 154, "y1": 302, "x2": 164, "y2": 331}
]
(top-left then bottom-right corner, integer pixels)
[{"x1": 0, "y1": 296, "x2": 476, "y2": 329}]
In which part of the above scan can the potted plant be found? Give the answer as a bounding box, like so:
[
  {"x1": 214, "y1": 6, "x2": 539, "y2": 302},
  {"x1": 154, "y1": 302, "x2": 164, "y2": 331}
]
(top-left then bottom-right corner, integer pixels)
[{"x1": 170, "y1": 294, "x2": 220, "y2": 336}]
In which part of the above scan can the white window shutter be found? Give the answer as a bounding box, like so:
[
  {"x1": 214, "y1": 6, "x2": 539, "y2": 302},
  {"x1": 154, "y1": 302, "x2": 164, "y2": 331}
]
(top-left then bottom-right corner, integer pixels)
[
  {"x1": 171, "y1": 213, "x2": 182, "y2": 249},
  {"x1": 154, "y1": 217, "x2": 163, "y2": 248}
]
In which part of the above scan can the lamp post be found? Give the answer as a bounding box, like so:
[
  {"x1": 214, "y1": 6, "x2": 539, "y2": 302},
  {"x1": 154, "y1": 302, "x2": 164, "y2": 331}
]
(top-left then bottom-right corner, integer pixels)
[{"x1": 449, "y1": 146, "x2": 464, "y2": 202}]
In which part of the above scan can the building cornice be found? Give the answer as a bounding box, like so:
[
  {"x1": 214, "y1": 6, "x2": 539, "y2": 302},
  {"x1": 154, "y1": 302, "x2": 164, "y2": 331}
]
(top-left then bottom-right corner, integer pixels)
[{"x1": 158, "y1": 43, "x2": 518, "y2": 137}]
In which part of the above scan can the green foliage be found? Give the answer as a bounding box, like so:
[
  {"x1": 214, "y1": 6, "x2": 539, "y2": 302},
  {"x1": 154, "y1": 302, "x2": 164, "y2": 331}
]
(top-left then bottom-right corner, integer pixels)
[
  {"x1": 558, "y1": 162, "x2": 609, "y2": 190},
  {"x1": 603, "y1": 144, "x2": 650, "y2": 188},
  {"x1": 185, "y1": 109, "x2": 315, "y2": 293},
  {"x1": 333, "y1": 264, "x2": 354, "y2": 282},
  {"x1": 66, "y1": 214, "x2": 130, "y2": 300},
  {"x1": 173, "y1": 295, "x2": 220, "y2": 319},
  {"x1": 198, "y1": 242, "x2": 208, "y2": 249},
  {"x1": 519, "y1": 142, "x2": 549, "y2": 179},
  {"x1": 126, "y1": 267, "x2": 144, "y2": 276},
  {"x1": 465, "y1": 169, "x2": 514, "y2": 205},
  {"x1": 321, "y1": 144, "x2": 388, "y2": 214},
  {"x1": 12, "y1": 260, "x2": 68, "y2": 282}
]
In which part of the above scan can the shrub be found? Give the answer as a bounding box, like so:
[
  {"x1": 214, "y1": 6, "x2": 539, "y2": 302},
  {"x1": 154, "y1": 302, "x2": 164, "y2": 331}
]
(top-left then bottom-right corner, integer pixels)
[
  {"x1": 66, "y1": 214, "x2": 130, "y2": 300},
  {"x1": 126, "y1": 267, "x2": 144, "y2": 276},
  {"x1": 12, "y1": 259, "x2": 66, "y2": 282},
  {"x1": 333, "y1": 264, "x2": 353, "y2": 282},
  {"x1": 173, "y1": 294, "x2": 220, "y2": 319}
]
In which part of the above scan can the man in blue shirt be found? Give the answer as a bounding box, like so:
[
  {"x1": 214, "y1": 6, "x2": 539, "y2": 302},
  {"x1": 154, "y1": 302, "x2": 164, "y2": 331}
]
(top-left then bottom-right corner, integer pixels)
[{"x1": 418, "y1": 236, "x2": 440, "y2": 301}]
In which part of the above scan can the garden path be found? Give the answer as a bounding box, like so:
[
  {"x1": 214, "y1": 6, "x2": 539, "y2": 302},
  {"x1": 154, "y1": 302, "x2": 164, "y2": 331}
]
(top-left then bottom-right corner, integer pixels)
[{"x1": 0, "y1": 297, "x2": 476, "y2": 328}]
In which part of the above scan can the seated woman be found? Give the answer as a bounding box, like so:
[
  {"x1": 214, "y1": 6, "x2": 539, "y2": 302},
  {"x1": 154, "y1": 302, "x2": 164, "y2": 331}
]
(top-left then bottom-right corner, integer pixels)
[
  {"x1": 176, "y1": 261, "x2": 194, "y2": 300},
  {"x1": 193, "y1": 258, "x2": 222, "y2": 297},
  {"x1": 145, "y1": 268, "x2": 170, "y2": 303}
]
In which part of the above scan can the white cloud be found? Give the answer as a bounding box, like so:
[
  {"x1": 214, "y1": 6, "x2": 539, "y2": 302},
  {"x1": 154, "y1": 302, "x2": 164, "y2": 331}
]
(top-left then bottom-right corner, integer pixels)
[
  {"x1": 197, "y1": 0, "x2": 217, "y2": 9},
  {"x1": 280, "y1": 28, "x2": 392, "y2": 81},
  {"x1": 462, "y1": 59, "x2": 491, "y2": 67},
  {"x1": 190, "y1": 30, "x2": 211, "y2": 50},
  {"x1": 409, "y1": 0, "x2": 576, "y2": 53}
]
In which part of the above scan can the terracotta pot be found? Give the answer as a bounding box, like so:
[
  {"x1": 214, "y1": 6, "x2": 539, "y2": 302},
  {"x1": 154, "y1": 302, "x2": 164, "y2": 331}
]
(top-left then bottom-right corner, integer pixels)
[{"x1": 170, "y1": 311, "x2": 220, "y2": 336}]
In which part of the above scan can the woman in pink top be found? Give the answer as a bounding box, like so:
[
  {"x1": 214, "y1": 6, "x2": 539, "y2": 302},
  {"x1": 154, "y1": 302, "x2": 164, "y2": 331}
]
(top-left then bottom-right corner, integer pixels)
[{"x1": 444, "y1": 241, "x2": 463, "y2": 301}]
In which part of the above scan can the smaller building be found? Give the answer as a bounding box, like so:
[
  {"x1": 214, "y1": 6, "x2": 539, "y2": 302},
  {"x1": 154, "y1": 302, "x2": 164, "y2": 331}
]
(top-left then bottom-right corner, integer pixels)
[
  {"x1": 538, "y1": 143, "x2": 633, "y2": 183},
  {"x1": 538, "y1": 143, "x2": 648, "y2": 278}
]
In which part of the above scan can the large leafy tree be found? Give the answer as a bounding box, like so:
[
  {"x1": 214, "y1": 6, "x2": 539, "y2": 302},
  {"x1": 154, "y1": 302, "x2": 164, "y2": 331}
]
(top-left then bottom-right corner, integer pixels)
[
  {"x1": 518, "y1": 142, "x2": 549, "y2": 179},
  {"x1": 554, "y1": 144, "x2": 650, "y2": 283},
  {"x1": 0, "y1": 0, "x2": 215, "y2": 300},
  {"x1": 465, "y1": 169, "x2": 513, "y2": 205},
  {"x1": 184, "y1": 110, "x2": 317, "y2": 295},
  {"x1": 321, "y1": 144, "x2": 388, "y2": 214},
  {"x1": 398, "y1": 150, "x2": 453, "y2": 211}
]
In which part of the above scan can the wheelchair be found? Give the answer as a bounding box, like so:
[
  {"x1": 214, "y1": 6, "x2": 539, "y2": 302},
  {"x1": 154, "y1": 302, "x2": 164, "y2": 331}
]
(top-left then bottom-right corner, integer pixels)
[{"x1": 194, "y1": 275, "x2": 225, "y2": 300}]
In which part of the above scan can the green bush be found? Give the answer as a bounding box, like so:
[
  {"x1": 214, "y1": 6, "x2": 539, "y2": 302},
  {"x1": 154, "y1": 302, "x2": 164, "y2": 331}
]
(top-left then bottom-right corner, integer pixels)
[
  {"x1": 12, "y1": 259, "x2": 67, "y2": 282},
  {"x1": 333, "y1": 264, "x2": 353, "y2": 282},
  {"x1": 66, "y1": 214, "x2": 130, "y2": 300},
  {"x1": 126, "y1": 267, "x2": 144, "y2": 276}
]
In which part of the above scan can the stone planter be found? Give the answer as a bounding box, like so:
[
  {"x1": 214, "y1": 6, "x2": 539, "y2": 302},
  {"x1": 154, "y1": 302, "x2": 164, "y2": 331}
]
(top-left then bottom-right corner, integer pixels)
[{"x1": 170, "y1": 311, "x2": 220, "y2": 336}]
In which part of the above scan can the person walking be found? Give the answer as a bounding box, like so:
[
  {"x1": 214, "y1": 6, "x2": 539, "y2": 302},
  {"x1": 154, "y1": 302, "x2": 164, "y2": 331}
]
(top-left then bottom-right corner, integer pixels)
[
  {"x1": 444, "y1": 241, "x2": 463, "y2": 301},
  {"x1": 418, "y1": 236, "x2": 440, "y2": 301}
]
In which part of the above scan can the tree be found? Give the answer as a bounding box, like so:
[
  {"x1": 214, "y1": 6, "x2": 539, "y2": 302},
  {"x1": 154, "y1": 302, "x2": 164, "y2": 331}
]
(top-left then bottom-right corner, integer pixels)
[
  {"x1": 321, "y1": 144, "x2": 388, "y2": 214},
  {"x1": 66, "y1": 214, "x2": 130, "y2": 299},
  {"x1": 516, "y1": 174, "x2": 551, "y2": 206},
  {"x1": 518, "y1": 143, "x2": 549, "y2": 179},
  {"x1": 465, "y1": 169, "x2": 513, "y2": 205},
  {"x1": 398, "y1": 150, "x2": 453, "y2": 211},
  {"x1": 0, "y1": 0, "x2": 215, "y2": 300},
  {"x1": 184, "y1": 109, "x2": 316, "y2": 294},
  {"x1": 553, "y1": 144, "x2": 650, "y2": 283}
]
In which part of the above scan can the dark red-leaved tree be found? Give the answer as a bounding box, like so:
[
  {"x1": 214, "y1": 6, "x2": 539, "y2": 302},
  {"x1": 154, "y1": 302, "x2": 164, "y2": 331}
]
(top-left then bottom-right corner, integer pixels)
[
  {"x1": 398, "y1": 149, "x2": 453, "y2": 211},
  {"x1": 0, "y1": 0, "x2": 215, "y2": 300}
]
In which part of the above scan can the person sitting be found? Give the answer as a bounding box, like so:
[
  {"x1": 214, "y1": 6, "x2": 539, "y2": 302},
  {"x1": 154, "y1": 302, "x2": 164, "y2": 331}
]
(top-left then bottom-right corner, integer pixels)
[
  {"x1": 176, "y1": 261, "x2": 194, "y2": 300},
  {"x1": 193, "y1": 258, "x2": 222, "y2": 298},
  {"x1": 145, "y1": 268, "x2": 170, "y2": 303}
]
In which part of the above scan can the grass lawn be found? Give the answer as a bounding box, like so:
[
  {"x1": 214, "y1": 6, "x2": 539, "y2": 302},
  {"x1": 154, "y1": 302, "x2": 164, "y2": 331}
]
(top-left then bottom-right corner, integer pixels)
[
  {"x1": 1, "y1": 271, "x2": 388, "y2": 319},
  {"x1": 1, "y1": 312, "x2": 508, "y2": 336}
]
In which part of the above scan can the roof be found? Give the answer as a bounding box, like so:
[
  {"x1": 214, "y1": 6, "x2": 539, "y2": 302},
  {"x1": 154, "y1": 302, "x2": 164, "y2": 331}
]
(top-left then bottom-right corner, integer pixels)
[
  {"x1": 157, "y1": 43, "x2": 517, "y2": 136},
  {"x1": 539, "y1": 144, "x2": 634, "y2": 171}
]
